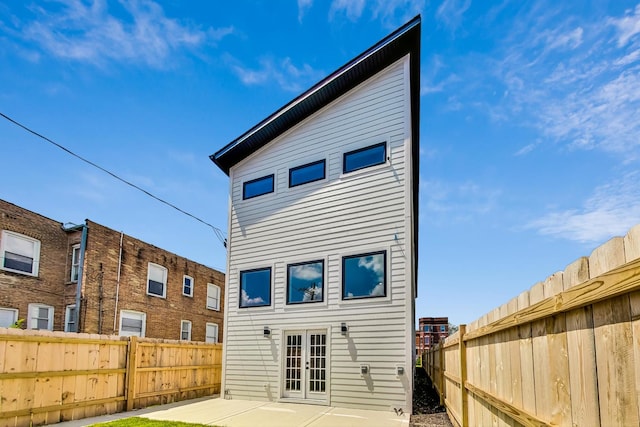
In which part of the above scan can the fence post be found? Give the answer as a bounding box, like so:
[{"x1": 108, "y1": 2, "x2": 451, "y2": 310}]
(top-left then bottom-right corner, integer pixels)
[
  {"x1": 125, "y1": 336, "x2": 138, "y2": 411},
  {"x1": 459, "y1": 325, "x2": 468, "y2": 427},
  {"x1": 439, "y1": 343, "x2": 445, "y2": 406}
]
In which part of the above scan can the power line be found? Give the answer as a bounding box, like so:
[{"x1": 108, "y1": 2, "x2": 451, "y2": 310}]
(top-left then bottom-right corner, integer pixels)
[{"x1": 1, "y1": 111, "x2": 227, "y2": 245}]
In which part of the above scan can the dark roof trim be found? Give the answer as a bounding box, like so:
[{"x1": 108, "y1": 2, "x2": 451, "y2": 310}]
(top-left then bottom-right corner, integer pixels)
[{"x1": 211, "y1": 15, "x2": 421, "y2": 175}]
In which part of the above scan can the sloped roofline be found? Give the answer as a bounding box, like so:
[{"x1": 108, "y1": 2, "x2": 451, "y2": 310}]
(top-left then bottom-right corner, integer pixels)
[{"x1": 210, "y1": 15, "x2": 421, "y2": 175}]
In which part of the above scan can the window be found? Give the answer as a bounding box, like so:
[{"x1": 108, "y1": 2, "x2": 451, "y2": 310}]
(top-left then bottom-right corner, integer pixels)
[
  {"x1": 147, "y1": 263, "x2": 167, "y2": 298},
  {"x1": 343, "y1": 142, "x2": 386, "y2": 173},
  {"x1": 119, "y1": 310, "x2": 146, "y2": 337},
  {"x1": 27, "y1": 304, "x2": 54, "y2": 330},
  {"x1": 243, "y1": 174, "x2": 274, "y2": 200},
  {"x1": 183, "y1": 275, "x2": 194, "y2": 297},
  {"x1": 1, "y1": 230, "x2": 41, "y2": 276},
  {"x1": 65, "y1": 304, "x2": 77, "y2": 332},
  {"x1": 287, "y1": 260, "x2": 324, "y2": 304},
  {"x1": 289, "y1": 160, "x2": 325, "y2": 187},
  {"x1": 440, "y1": 325, "x2": 446, "y2": 332},
  {"x1": 207, "y1": 283, "x2": 221, "y2": 310},
  {"x1": 342, "y1": 251, "x2": 386, "y2": 300},
  {"x1": 423, "y1": 325, "x2": 429, "y2": 332},
  {"x1": 206, "y1": 323, "x2": 219, "y2": 343},
  {"x1": 425, "y1": 336, "x2": 430, "y2": 345},
  {"x1": 0, "y1": 307, "x2": 18, "y2": 328},
  {"x1": 239, "y1": 267, "x2": 271, "y2": 308},
  {"x1": 70, "y1": 245, "x2": 80, "y2": 282},
  {"x1": 180, "y1": 320, "x2": 192, "y2": 341}
]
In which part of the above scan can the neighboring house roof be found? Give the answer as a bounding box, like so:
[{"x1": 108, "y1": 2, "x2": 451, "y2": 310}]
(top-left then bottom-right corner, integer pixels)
[{"x1": 211, "y1": 16, "x2": 421, "y2": 292}]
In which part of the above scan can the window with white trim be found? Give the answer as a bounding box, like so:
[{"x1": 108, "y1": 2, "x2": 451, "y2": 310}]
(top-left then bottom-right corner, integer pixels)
[
  {"x1": 180, "y1": 320, "x2": 192, "y2": 341},
  {"x1": 207, "y1": 283, "x2": 220, "y2": 311},
  {"x1": 183, "y1": 275, "x2": 194, "y2": 297},
  {"x1": 1, "y1": 230, "x2": 41, "y2": 276},
  {"x1": 27, "y1": 303, "x2": 54, "y2": 330},
  {"x1": 70, "y1": 245, "x2": 80, "y2": 282},
  {"x1": 0, "y1": 307, "x2": 18, "y2": 328},
  {"x1": 147, "y1": 263, "x2": 167, "y2": 298},
  {"x1": 64, "y1": 304, "x2": 77, "y2": 332},
  {"x1": 119, "y1": 310, "x2": 146, "y2": 337},
  {"x1": 206, "y1": 322, "x2": 219, "y2": 343}
]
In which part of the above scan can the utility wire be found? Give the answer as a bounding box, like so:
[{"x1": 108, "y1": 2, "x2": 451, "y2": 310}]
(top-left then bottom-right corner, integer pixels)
[{"x1": 1, "y1": 111, "x2": 227, "y2": 245}]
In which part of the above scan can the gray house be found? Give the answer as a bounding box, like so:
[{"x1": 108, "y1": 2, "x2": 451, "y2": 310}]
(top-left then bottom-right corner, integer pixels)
[{"x1": 211, "y1": 16, "x2": 420, "y2": 412}]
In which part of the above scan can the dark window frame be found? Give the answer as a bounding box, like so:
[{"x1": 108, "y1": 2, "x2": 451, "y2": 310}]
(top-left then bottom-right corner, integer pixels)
[
  {"x1": 341, "y1": 250, "x2": 387, "y2": 300},
  {"x1": 289, "y1": 159, "x2": 326, "y2": 188},
  {"x1": 343, "y1": 142, "x2": 387, "y2": 174},
  {"x1": 286, "y1": 259, "x2": 325, "y2": 305},
  {"x1": 242, "y1": 174, "x2": 275, "y2": 200},
  {"x1": 239, "y1": 267, "x2": 272, "y2": 308}
]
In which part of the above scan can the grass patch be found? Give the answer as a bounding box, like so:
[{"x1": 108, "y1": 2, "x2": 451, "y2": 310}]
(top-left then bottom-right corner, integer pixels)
[{"x1": 92, "y1": 417, "x2": 217, "y2": 427}]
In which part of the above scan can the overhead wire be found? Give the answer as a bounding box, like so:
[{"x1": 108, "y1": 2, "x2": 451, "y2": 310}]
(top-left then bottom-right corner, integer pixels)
[{"x1": 0, "y1": 111, "x2": 227, "y2": 246}]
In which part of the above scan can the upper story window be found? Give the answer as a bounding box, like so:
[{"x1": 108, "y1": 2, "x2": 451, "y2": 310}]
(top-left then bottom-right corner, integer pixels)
[
  {"x1": 206, "y1": 322, "x2": 219, "y2": 343},
  {"x1": 289, "y1": 160, "x2": 325, "y2": 187},
  {"x1": 239, "y1": 267, "x2": 271, "y2": 308},
  {"x1": 423, "y1": 325, "x2": 430, "y2": 332},
  {"x1": 287, "y1": 260, "x2": 324, "y2": 304},
  {"x1": 207, "y1": 283, "x2": 221, "y2": 311},
  {"x1": 1, "y1": 230, "x2": 41, "y2": 276},
  {"x1": 27, "y1": 303, "x2": 54, "y2": 330},
  {"x1": 119, "y1": 310, "x2": 146, "y2": 337},
  {"x1": 71, "y1": 244, "x2": 80, "y2": 282},
  {"x1": 343, "y1": 142, "x2": 386, "y2": 173},
  {"x1": 65, "y1": 304, "x2": 77, "y2": 332},
  {"x1": 181, "y1": 320, "x2": 192, "y2": 341},
  {"x1": 440, "y1": 325, "x2": 446, "y2": 332},
  {"x1": 183, "y1": 275, "x2": 194, "y2": 297},
  {"x1": 147, "y1": 263, "x2": 168, "y2": 298},
  {"x1": 342, "y1": 250, "x2": 386, "y2": 300},
  {"x1": 243, "y1": 174, "x2": 274, "y2": 200}
]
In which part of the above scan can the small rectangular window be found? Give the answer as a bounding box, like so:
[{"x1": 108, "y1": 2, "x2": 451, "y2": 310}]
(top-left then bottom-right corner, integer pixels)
[
  {"x1": 206, "y1": 323, "x2": 219, "y2": 343},
  {"x1": 183, "y1": 275, "x2": 194, "y2": 297},
  {"x1": 71, "y1": 245, "x2": 80, "y2": 282},
  {"x1": 27, "y1": 303, "x2": 54, "y2": 330},
  {"x1": 207, "y1": 283, "x2": 221, "y2": 311},
  {"x1": 0, "y1": 307, "x2": 18, "y2": 328},
  {"x1": 1, "y1": 230, "x2": 41, "y2": 276},
  {"x1": 65, "y1": 304, "x2": 77, "y2": 332},
  {"x1": 287, "y1": 260, "x2": 324, "y2": 304},
  {"x1": 239, "y1": 267, "x2": 271, "y2": 308},
  {"x1": 147, "y1": 263, "x2": 167, "y2": 298},
  {"x1": 181, "y1": 320, "x2": 192, "y2": 341},
  {"x1": 343, "y1": 142, "x2": 386, "y2": 173},
  {"x1": 342, "y1": 251, "x2": 386, "y2": 300},
  {"x1": 289, "y1": 160, "x2": 325, "y2": 187},
  {"x1": 119, "y1": 310, "x2": 146, "y2": 337},
  {"x1": 243, "y1": 174, "x2": 274, "y2": 199}
]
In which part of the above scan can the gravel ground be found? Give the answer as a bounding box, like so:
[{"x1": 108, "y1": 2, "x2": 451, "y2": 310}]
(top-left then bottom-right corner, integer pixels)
[{"x1": 410, "y1": 368, "x2": 453, "y2": 427}]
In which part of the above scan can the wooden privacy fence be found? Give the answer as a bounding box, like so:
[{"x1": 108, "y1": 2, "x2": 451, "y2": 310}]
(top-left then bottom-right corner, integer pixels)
[
  {"x1": 0, "y1": 329, "x2": 222, "y2": 427},
  {"x1": 425, "y1": 224, "x2": 640, "y2": 427}
]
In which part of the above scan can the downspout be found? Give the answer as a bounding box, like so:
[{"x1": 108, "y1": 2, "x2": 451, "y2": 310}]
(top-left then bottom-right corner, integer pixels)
[{"x1": 113, "y1": 232, "x2": 124, "y2": 333}]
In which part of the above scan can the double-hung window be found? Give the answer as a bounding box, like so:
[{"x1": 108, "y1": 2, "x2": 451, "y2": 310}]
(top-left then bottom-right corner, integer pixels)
[
  {"x1": 342, "y1": 250, "x2": 387, "y2": 300},
  {"x1": 243, "y1": 174, "x2": 274, "y2": 199},
  {"x1": 119, "y1": 310, "x2": 146, "y2": 337},
  {"x1": 343, "y1": 142, "x2": 386, "y2": 173},
  {"x1": 239, "y1": 267, "x2": 271, "y2": 308},
  {"x1": 207, "y1": 283, "x2": 220, "y2": 311},
  {"x1": 70, "y1": 245, "x2": 80, "y2": 282},
  {"x1": 181, "y1": 320, "x2": 192, "y2": 341},
  {"x1": 65, "y1": 304, "x2": 77, "y2": 332},
  {"x1": 287, "y1": 260, "x2": 324, "y2": 304},
  {"x1": 0, "y1": 307, "x2": 18, "y2": 328},
  {"x1": 27, "y1": 303, "x2": 54, "y2": 330},
  {"x1": 183, "y1": 275, "x2": 194, "y2": 297},
  {"x1": 206, "y1": 323, "x2": 219, "y2": 343},
  {"x1": 1, "y1": 230, "x2": 41, "y2": 276},
  {"x1": 289, "y1": 160, "x2": 325, "y2": 187},
  {"x1": 147, "y1": 263, "x2": 167, "y2": 298}
]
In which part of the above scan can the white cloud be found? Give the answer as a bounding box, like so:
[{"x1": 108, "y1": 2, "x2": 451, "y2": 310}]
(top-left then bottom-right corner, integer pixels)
[
  {"x1": 369, "y1": 282, "x2": 385, "y2": 296},
  {"x1": 422, "y1": 179, "x2": 501, "y2": 223},
  {"x1": 436, "y1": 0, "x2": 471, "y2": 31},
  {"x1": 357, "y1": 254, "x2": 384, "y2": 282},
  {"x1": 610, "y1": 4, "x2": 640, "y2": 47},
  {"x1": 526, "y1": 172, "x2": 640, "y2": 243},
  {"x1": 241, "y1": 289, "x2": 264, "y2": 305},
  {"x1": 228, "y1": 55, "x2": 325, "y2": 93},
  {"x1": 19, "y1": 0, "x2": 233, "y2": 68},
  {"x1": 329, "y1": 0, "x2": 366, "y2": 22},
  {"x1": 291, "y1": 263, "x2": 322, "y2": 281},
  {"x1": 298, "y1": 0, "x2": 313, "y2": 22}
]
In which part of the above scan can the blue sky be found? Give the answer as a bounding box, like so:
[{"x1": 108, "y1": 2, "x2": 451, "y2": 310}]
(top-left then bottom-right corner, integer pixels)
[{"x1": 2, "y1": 1, "x2": 640, "y2": 326}]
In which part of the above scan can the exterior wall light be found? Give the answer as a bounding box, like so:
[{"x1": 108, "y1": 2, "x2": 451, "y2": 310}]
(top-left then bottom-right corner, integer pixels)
[
  {"x1": 264, "y1": 326, "x2": 271, "y2": 338},
  {"x1": 341, "y1": 323, "x2": 348, "y2": 335}
]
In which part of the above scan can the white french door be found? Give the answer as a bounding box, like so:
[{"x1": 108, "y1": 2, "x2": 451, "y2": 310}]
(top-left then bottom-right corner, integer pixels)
[{"x1": 282, "y1": 329, "x2": 327, "y2": 401}]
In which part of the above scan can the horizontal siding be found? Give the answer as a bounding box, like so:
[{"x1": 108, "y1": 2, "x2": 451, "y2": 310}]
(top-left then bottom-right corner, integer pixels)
[{"x1": 223, "y1": 58, "x2": 412, "y2": 411}]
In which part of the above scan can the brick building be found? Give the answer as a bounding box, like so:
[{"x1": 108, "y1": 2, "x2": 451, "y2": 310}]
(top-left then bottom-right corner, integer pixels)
[
  {"x1": 415, "y1": 317, "x2": 449, "y2": 355},
  {"x1": 0, "y1": 199, "x2": 224, "y2": 342}
]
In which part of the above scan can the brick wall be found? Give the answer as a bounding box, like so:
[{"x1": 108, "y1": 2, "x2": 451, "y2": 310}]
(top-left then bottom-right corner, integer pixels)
[{"x1": 0, "y1": 200, "x2": 72, "y2": 330}]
